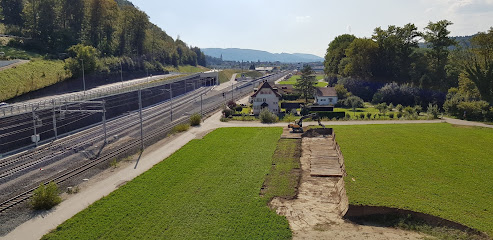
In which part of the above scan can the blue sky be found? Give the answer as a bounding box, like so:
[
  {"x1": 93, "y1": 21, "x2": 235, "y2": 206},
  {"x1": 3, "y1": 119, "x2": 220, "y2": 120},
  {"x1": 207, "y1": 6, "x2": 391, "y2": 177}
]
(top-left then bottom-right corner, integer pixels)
[{"x1": 131, "y1": 0, "x2": 493, "y2": 57}]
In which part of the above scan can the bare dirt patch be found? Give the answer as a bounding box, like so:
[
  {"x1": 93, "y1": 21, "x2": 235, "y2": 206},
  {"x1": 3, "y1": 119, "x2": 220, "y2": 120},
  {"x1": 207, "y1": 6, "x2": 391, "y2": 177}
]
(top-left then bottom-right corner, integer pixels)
[{"x1": 269, "y1": 137, "x2": 428, "y2": 240}]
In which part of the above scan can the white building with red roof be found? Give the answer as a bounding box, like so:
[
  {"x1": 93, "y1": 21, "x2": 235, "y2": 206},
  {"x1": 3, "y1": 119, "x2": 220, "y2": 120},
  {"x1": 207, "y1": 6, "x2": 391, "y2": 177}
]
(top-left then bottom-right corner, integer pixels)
[{"x1": 251, "y1": 81, "x2": 281, "y2": 115}]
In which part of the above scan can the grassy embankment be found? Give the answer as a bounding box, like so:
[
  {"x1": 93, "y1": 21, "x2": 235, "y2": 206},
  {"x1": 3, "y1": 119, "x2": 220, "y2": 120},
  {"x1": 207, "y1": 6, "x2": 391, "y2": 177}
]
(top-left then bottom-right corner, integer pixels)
[
  {"x1": 0, "y1": 59, "x2": 70, "y2": 102},
  {"x1": 42, "y1": 128, "x2": 295, "y2": 240},
  {"x1": 335, "y1": 123, "x2": 493, "y2": 237},
  {"x1": 278, "y1": 75, "x2": 327, "y2": 87},
  {"x1": 164, "y1": 65, "x2": 209, "y2": 73},
  {"x1": 218, "y1": 69, "x2": 263, "y2": 84}
]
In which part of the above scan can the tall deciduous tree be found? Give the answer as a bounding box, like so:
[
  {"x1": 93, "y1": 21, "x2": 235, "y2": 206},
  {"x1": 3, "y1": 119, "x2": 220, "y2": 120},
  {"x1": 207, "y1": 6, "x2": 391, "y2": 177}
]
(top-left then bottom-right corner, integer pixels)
[
  {"x1": 1, "y1": 0, "x2": 24, "y2": 26},
  {"x1": 455, "y1": 28, "x2": 493, "y2": 105},
  {"x1": 324, "y1": 34, "x2": 356, "y2": 76},
  {"x1": 295, "y1": 65, "x2": 317, "y2": 103},
  {"x1": 372, "y1": 23, "x2": 420, "y2": 82},
  {"x1": 342, "y1": 38, "x2": 378, "y2": 79},
  {"x1": 23, "y1": 0, "x2": 40, "y2": 39},
  {"x1": 423, "y1": 20, "x2": 456, "y2": 89}
]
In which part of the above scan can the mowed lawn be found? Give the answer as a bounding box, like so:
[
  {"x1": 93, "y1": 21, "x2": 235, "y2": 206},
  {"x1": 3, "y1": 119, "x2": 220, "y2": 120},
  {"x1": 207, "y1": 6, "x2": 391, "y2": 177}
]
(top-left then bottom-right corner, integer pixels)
[
  {"x1": 42, "y1": 128, "x2": 291, "y2": 240},
  {"x1": 278, "y1": 75, "x2": 328, "y2": 87},
  {"x1": 334, "y1": 123, "x2": 493, "y2": 235}
]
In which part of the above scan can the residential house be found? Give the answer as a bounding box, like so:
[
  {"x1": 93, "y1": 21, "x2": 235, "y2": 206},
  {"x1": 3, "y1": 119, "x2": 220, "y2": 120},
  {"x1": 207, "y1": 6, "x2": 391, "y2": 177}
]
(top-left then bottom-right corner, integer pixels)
[
  {"x1": 314, "y1": 87, "x2": 338, "y2": 106},
  {"x1": 251, "y1": 81, "x2": 281, "y2": 115}
]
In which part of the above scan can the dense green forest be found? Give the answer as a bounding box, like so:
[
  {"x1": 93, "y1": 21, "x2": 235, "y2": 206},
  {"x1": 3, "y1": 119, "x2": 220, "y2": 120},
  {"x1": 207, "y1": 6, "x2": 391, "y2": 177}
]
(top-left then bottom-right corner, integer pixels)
[
  {"x1": 324, "y1": 20, "x2": 493, "y2": 121},
  {"x1": 0, "y1": 0, "x2": 206, "y2": 77}
]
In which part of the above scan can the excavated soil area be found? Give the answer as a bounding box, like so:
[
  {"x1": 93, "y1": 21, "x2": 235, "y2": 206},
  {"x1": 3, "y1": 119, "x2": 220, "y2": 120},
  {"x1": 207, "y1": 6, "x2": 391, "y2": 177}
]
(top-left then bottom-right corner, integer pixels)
[{"x1": 269, "y1": 137, "x2": 428, "y2": 240}]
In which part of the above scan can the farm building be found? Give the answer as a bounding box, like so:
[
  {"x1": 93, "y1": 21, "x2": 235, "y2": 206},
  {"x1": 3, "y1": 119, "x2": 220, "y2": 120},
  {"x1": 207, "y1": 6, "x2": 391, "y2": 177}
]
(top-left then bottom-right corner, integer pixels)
[{"x1": 251, "y1": 81, "x2": 281, "y2": 115}]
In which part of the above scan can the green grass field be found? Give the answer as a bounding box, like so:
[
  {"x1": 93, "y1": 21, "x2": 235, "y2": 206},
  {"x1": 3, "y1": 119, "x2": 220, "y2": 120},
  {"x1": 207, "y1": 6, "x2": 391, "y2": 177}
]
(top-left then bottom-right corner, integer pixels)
[
  {"x1": 164, "y1": 65, "x2": 208, "y2": 73},
  {"x1": 0, "y1": 59, "x2": 70, "y2": 102},
  {"x1": 42, "y1": 128, "x2": 292, "y2": 240},
  {"x1": 278, "y1": 75, "x2": 327, "y2": 87},
  {"x1": 334, "y1": 124, "x2": 493, "y2": 236},
  {"x1": 0, "y1": 45, "x2": 41, "y2": 59}
]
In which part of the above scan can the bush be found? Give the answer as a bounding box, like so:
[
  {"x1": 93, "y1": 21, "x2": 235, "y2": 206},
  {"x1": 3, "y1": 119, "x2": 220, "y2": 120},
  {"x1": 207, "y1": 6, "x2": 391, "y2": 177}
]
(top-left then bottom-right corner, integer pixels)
[
  {"x1": 341, "y1": 95, "x2": 365, "y2": 108},
  {"x1": 189, "y1": 113, "x2": 201, "y2": 126},
  {"x1": 259, "y1": 109, "x2": 279, "y2": 123},
  {"x1": 404, "y1": 106, "x2": 415, "y2": 115},
  {"x1": 414, "y1": 105, "x2": 423, "y2": 115},
  {"x1": 235, "y1": 106, "x2": 243, "y2": 112},
  {"x1": 457, "y1": 101, "x2": 490, "y2": 120},
  {"x1": 227, "y1": 100, "x2": 237, "y2": 109},
  {"x1": 396, "y1": 104, "x2": 404, "y2": 112},
  {"x1": 220, "y1": 117, "x2": 229, "y2": 122},
  {"x1": 372, "y1": 82, "x2": 418, "y2": 106},
  {"x1": 345, "y1": 113, "x2": 351, "y2": 119},
  {"x1": 426, "y1": 104, "x2": 440, "y2": 119},
  {"x1": 388, "y1": 113, "x2": 394, "y2": 119},
  {"x1": 359, "y1": 113, "x2": 365, "y2": 119},
  {"x1": 366, "y1": 113, "x2": 372, "y2": 119},
  {"x1": 172, "y1": 124, "x2": 190, "y2": 133},
  {"x1": 30, "y1": 182, "x2": 62, "y2": 210},
  {"x1": 396, "y1": 112, "x2": 403, "y2": 118},
  {"x1": 282, "y1": 113, "x2": 296, "y2": 123},
  {"x1": 222, "y1": 108, "x2": 233, "y2": 118}
]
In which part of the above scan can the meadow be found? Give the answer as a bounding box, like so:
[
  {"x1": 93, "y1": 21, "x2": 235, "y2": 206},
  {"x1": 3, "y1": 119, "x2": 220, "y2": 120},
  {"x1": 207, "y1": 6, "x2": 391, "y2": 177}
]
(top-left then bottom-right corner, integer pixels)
[
  {"x1": 0, "y1": 59, "x2": 70, "y2": 102},
  {"x1": 42, "y1": 128, "x2": 292, "y2": 240},
  {"x1": 278, "y1": 75, "x2": 328, "y2": 87},
  {"x1": 334, "y1": 123, "x2": 493, "y2": 236}
]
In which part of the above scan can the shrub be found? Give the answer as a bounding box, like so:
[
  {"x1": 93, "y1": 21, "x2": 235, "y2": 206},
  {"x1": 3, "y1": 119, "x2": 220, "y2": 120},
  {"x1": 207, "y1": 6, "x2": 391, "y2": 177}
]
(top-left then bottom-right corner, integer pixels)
[
  {"x1": 396, "y1": 104, "x2": 404, "y2": 112},
  {"x1": 426, "y1": 104, "x2": 440, "y2": 119},
  {"x1": 172, "y1": 124, "x2": 190, "y2": 133},
  {"x1": 388, "y1": 113, "x2": 394, "y2": 119},
  {"x1": 388, "y1": 103, "x2": 394, "y2": 111},
  {"x1": 366, "y1": 113, "x2": 372, "y2": 119},
  {"x1": 345, "y1": 113, "x2": 351, "y2": 119},
  {"x1": 283, "y1": 113, "x2": 296, "y2": 123},
  {"x1": 396, "y1": 112, "x2": 403, "y2": 118},
  {"x1": 227, "y1": 100, "x2": 237, "y2": 109},
  {"x1": 30, "y1": 182, "x2": 62, "y2": 210},
  {"x1": 414, "y1": 105, "x2": 423, "y2": 115},
  {"x1": 235, "y1": 106, "x2": 243, "y2": 112},
  {"x1": 189, "y1": 113, "x2": 201, "y2": 126},
  {"x1": 359, "y1": 113, "x2": 365, "y2": 119},
  {"x1": 222, "y1": 108, "x2": 233, "y2": 118},
  {"x1": 375, "y1": 103, "x2": 388, "y2": 114},
  {"x1": 457, "y1": 101, "x2": 490, "y2": 120},
  {"x1": 259, "y1": 109, "x2": 279, "y2": 123},
  {"x1": 404, "y1": 106, "x2": 415, "y2": 115},
  {"x1": 344, "y1": 96, "x2": 365, "y2": 109},
  {"x1": 220, "y1": 117, "x2": 229, "y2": 122}
]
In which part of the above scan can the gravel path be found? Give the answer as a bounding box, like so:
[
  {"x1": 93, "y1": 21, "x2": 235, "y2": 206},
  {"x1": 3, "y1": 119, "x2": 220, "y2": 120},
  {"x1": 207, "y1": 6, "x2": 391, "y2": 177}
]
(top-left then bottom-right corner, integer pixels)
[{"x1": 4, "y1": 94, "x2": 491, "y2": 239}]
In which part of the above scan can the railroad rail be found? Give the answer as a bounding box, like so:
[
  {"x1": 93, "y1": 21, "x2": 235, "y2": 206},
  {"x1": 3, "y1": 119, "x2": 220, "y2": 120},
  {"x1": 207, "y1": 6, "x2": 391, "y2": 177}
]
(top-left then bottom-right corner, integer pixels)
[{"x1": 0, "y1": 71, "x2": 289, "y2": 214}]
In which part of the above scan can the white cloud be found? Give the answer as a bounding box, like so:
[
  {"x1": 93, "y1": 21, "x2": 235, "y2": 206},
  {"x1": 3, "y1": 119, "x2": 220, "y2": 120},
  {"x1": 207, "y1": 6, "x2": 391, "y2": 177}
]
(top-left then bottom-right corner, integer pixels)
[{"x1": 296, "y1": 16, "x2": 311, "y2": 23}]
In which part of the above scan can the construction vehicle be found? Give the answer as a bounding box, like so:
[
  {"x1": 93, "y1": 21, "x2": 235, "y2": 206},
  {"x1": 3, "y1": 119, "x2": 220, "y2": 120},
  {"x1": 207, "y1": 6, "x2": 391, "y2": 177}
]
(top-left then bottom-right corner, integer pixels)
[{"x1": 288, "y1": 113, "x2": 325, "y2": 133}]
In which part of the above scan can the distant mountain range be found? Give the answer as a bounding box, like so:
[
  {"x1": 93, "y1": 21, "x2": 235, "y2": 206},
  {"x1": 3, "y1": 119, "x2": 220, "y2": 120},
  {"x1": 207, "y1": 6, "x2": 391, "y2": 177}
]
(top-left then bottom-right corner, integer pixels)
[{"x1": 202, "y1": 48, "x2": 324, "y2": 63}]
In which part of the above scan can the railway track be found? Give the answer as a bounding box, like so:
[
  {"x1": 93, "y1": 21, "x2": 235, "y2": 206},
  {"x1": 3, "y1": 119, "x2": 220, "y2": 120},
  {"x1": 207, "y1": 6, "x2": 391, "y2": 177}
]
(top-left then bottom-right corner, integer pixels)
[
  {"x1": 0, "y1": 88, "x2": 211, "y2": 181},
  {"x1": 0, "y1": 71, "x2": 289, "y2": 214}
]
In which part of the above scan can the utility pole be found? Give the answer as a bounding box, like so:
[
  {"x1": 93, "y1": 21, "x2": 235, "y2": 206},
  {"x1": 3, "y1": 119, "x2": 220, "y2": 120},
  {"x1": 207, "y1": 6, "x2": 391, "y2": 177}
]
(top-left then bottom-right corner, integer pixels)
[
  {"x1": 32, "y1": 105, "x2": 38, "y2": 147},
  {"x1": 170, "y1": 87, "x2": 173, "y2": 122},
  {"x1": 81, "y1": 59, "x2": 85, "y2": 95},
  {"x1": 102, "y1": 100, "x2": 107, "y2": 144},
  {"x1": 52, "y1": 99, "x2": 58, "y2": 140},
  {"x1": 120, "y1": 61, "x2": 124, "y2": 88},
  {"x1": 138, "y1": 88, "x2": 144, "y2": 150}
]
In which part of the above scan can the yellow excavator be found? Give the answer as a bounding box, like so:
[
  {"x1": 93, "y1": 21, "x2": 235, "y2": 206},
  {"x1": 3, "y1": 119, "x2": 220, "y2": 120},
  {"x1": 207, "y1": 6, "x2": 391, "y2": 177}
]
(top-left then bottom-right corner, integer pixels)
[{"x1": 288, "y1": 113, "x2": 325, "y2": 133}]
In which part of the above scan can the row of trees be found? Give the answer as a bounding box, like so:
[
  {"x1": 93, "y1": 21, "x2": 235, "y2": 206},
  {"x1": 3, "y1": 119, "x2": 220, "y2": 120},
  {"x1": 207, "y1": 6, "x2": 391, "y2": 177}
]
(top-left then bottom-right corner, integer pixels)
[
  {"x1": 0, "y1": 0, "x2": 206, "y2": 68},
  {"x1": 325, "y1": 20, "x2": 457, "y2": 91},
  {"x1": 324, "y1": 20, "x2": 493, "y2": 120}
]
